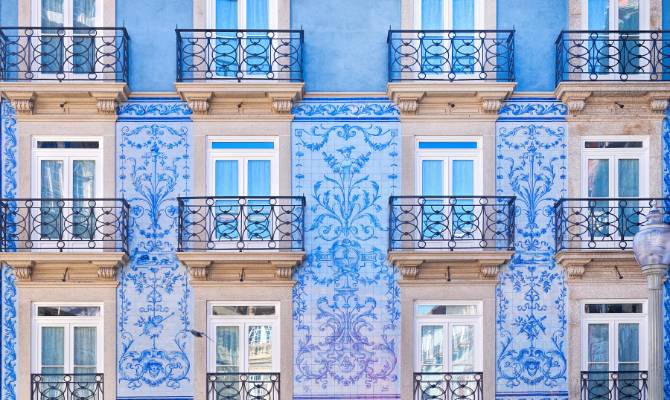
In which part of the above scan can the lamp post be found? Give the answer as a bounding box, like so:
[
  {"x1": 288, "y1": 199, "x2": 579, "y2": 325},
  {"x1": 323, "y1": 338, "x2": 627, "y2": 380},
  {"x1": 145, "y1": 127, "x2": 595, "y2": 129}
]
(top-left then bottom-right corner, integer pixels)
[{"x1": 633, "y1": 207, "x2": 670, "y2": 400}]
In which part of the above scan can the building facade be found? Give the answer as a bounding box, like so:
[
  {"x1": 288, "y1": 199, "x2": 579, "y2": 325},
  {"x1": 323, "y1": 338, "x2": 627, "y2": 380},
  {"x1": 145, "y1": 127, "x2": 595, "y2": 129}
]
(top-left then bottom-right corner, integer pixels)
[{"x1": 0, "y1": 1, "x2": 669, "y2": 400}]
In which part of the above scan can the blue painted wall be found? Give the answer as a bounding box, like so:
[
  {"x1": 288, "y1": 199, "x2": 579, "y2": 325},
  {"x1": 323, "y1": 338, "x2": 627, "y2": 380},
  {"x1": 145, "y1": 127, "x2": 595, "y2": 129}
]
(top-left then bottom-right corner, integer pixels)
[
  {"x1": 291, "y1": 0, "x2": 400, "y2": 92},
  {"x1": 497, "y1": 0, "x2": 568, "y2": 92},
  {"x1": 116, "y1": 0, "x2": 192, "y2": 91},
  {"x1": 664, "y1": 0, "x2": 670, "y2": 29},
  {"x1": 0, "y1": 0, "x2": 18, "y2": 26}
]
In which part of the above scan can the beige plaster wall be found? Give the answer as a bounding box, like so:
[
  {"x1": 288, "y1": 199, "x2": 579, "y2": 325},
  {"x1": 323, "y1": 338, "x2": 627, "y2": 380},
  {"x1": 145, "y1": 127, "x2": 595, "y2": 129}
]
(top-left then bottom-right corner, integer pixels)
[
  {"x1": 191, "y1": 283, "x2": 294, "y2": 400},
  {"x1": 399, "y1": 282, "x2": 497, "y2": 400},
  {"x1": 16, "y1": 283, "x2": 118, "y2": 400}
]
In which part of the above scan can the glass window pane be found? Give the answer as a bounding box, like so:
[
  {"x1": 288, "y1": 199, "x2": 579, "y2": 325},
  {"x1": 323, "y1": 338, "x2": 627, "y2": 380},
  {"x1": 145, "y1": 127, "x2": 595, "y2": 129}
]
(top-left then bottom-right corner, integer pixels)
[
  {"x1": 216, "y1": 0, "x2": 238, "y2": 29},
  {"x1": 42, "y1": 0, "x2": 65, "y2": 28},
  {"x1": 588, "y1": 159, "x2": 610, "y2": 197},
  {"x1": 453, "y1": 0, "x2": 475, "y2": 30},
  {"x1": 451, "y1": 325, "x2": 475, "y2": 372},
  {"x1": 248, "y1": 325, "x2": 273, "y2": 372},
  {"x1": 41, "y1": 160, "x2": 64, "y2": 240},
  {"x1": 617, "y1": 159, "x2": 639, "y2": 198},
  {"x1": 247, "y1": 160, "x2": 271, "y2": 197},
  {"x1": 588, "y1": 0, "x2": 610, "y2": 30},
  {"x1": 73, "y1": 327, "x2": 97, "y2": 369},
  {"x1": 211, "y1": 305, "x2": 276, "y2": 316},
  {"x1": 41, "y1": 326, "x2": 65, "y2": 371},
  {"x1": 420, "y1": 325, "x2": 444, "y2": 372},
  {"x1": 216, "y1": 326, "x2": 240, "y2": 372},
  {"x1": 215, "y1": 160, "x2": 239, "y2": 197},
  {"x1": 618, "y1": 323, "x2": 639, "y2": 363},
  {"x1": 37, "y1": 306, "x2": 101, "y2": 317},
  {"x1": 73, "y1": 0, "x2": 96, "y2": 27},
  {"x1": 618, "y1": 0, "x2": 640, "y2": 30},
  {"x1": 584, "y1": 303, "x2": 643, "y2": 314},
  {"x1": 588, "y1": 324, "x2": 609, "y2": 364},
  {"x1": 422, "y1": 160, "x2": 444, "y2": 196},
  {"x1": 422, "y1": 0, "x2": 444, "y2": 29},
  {"x1": 417, "y1": 304, "x2": 479, "y2": 316},
  {"x1": 73, "y1": 160, "x2": 96, "y2": 198},
  {"x1": 452, "y1": 160, "x2": 474, "y2": 196},
  {"x1": 246, "y1": 0, "x2": 269, "y2": 29}
]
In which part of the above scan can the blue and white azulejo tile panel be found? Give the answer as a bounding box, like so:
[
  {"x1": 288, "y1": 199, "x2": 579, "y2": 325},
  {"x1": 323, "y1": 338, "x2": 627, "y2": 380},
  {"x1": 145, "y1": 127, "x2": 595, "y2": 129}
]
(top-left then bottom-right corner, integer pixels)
[{"x1": 292, "y1": 98, "x2": 401, "y2": 399}]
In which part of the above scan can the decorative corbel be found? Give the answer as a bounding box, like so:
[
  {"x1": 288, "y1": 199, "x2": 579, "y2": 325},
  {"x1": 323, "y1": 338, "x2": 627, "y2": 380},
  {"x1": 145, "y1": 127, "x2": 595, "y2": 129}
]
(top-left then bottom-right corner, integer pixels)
[
  {"x1": 11, "y1": 260, "x2": 34, "y2": 281},
  {"x1": 562, "y1": 91, "x2": 591, "y2": 114},
  {"x1": 479, "y1": 264, "x2": 501, "y2": 279},
  {"x1": 397, "y1": 98, "x2": 419, "y2": 114},
  {"x1": 185, "y1": 93, "x2": 212, "y2": 115},
  {"x1": 481, "y1": 98, "x2": 503, "y2": 113},
  {"x1": 393, "y1": 260, "x2": 422, "y2": 279},
  {"x1": 272, "y1": 260, "x2": 296, "y2": 280},
  {"x1": 95, "y1": 97, "x2": 118, "y2": 115},
  {"x1": 10, "y1": 94, "x2": 35, "y2": 115},
  {"x1": 649, "y1": 96, "x2": 669, "y2": 113},
  {"x1": 187, "y1": 261, "x2": 211, "y2": 281}
]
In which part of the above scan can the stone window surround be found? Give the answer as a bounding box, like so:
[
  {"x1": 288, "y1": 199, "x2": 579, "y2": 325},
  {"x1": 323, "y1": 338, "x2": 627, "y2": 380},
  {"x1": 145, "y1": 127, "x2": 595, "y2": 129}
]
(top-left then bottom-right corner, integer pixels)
[
  {"x1": 399, "y1": 284, "x2": 496, "y2": 400},
  {"x1": 16, "y1": 284, "x2": 118, "y2": 400},
  {"x1": 191, "y1": 284, "x2": 294, "y2": 400}
]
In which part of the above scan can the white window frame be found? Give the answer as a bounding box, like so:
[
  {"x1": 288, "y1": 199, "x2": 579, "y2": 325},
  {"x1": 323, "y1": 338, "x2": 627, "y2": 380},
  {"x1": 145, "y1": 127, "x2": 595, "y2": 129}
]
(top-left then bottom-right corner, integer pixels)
[
  {"x1": 207, "y1": 301, "x2": 281, "y2": 373},
  {"x1": 581, "y1": 0, "x2": 650, "y2": 31},
  {"x1": 415, "y1": 137, "x2": 483, "y2": 196},
  {"x1": 413, "y1": 0, "x2": 485, "y2": 30},
  {"x1": 207, "y1": 137, "x2": 279, "y2": 197},
  {"x1": 32, "y1": 302, "x2": 104, "y2": 375},
  {"x1": 580, "y1": 136, "x2": 649, "y2": 199},
  {"x1": 580, "y1": 300, "x2": 648, "y2": 372},
  {"x1": 414, "y1": 301, "x2": 483, "y2": 373}
]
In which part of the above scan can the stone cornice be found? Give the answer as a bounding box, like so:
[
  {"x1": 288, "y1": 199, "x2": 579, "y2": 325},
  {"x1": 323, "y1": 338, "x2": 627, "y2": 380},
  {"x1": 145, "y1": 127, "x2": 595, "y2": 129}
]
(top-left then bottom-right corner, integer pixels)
[
  {"x1": 387, "y1": 250, "x2": 514, "y2": 281},
  {"x1": 177, "y1": 251, "x2": 305, "y2": 284},
  {"x1": 0, "y1": 82, "x2": 129, "y2": 120},
  {"x1": 554, "y1": 249, "x2": 643, "y2": 282},
  {"x1": 175, "y1": 81, "x2": 304, "y2": 119},
  {"x1": 0, "y1": 251, "x2": 128, "y2": 285},
  {"x1": 555, "y1": 81, "x2": 670, "y2": 118},
  {"x1": 387, "y1": 81, "x2": 516, "y2": 119}
]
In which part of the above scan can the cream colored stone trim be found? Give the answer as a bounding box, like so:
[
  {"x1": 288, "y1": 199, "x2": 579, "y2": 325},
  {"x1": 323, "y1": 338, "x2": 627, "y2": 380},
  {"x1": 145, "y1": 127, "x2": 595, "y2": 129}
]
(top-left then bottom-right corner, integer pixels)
[
  {"x1": 399, "y1": 283, "x2": 497, "y2": 400},
  {"x1": 16, "y1": 285, "x2": 117, "y2": 400},
  {"x1": 177, "y1": 251, "x2": 305, "y2": 282},
  {"x1": 0, "y1": 252, "x2": 127, "y2": 284},
  {"x1": 0, "y1": 82, "x2": 129, "y2": 120},
  {"x1": 387, "y1": 82, "x2": 516, "y2": 119},
  {"x1": 175, "y1": 82, "x2": 304, "y2": 119},
  {"x1": 555, "y1": 250, "x2": 641, "y2": 282},
  {"x1": 388, "y1": 250, "x2": 513, "y2": 281},
  {"x1": 191, "y1": 284, "x2": 294, "y2": 400}
]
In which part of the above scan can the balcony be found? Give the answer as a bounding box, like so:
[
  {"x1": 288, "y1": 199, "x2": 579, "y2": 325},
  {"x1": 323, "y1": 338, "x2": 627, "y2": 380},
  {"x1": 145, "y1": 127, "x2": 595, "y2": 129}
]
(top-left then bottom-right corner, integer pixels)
[
  {"x1": 387, "y1": 196, "x2": 515, "y2": 281},
  {"x1": 207, "y1": 373, "x2": 279, "y2": 400},
  {"x1": 176, "y1": 196, "x2": 306, "y2": 282},
  {"x1": 0, "y1": 198, "x2": 129, "y2": 283},
  {"x1": 0, "y1": 27, "x2": 129, "y2": 116},
  {"x1": 31, "y1": 373, "x2": 104, "y2": 400},
  {"x1": 386, "y1": 30, "x2": 516, "y2": 115},
  {"x1": 580, "y1": 371, "x2": 648, "y2": 400},
  {"x1": 175, "y1": 29, "x2": 304, "y2": 116},
  {"x1": 554, "y1": 31, "x2": 670, "y2": 114},
  {"x1": 554, "y1": 198, "x2": 670, "y2": 278},
  {"x1": 414, "y1": 372, "x2": 483, "y2": 400}
]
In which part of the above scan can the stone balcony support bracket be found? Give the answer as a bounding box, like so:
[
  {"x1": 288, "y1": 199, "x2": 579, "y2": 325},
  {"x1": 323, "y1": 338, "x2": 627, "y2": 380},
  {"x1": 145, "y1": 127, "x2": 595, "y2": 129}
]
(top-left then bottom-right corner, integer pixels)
[
  {"x1": 0, "y1": 252, "x2": 128, "y2": 284},
  {"x1": 387, "y1": 251, "x2": 514, "y2": 281},
  {"x1": 554, "y1": 250, "x2": 642, "y2": 281},
  {"x1": 555, "y1": 82, "x2": 670, "y2": 116},
  {"x1": 177, "y1": 251, "x2": 306, "y2": 283}
]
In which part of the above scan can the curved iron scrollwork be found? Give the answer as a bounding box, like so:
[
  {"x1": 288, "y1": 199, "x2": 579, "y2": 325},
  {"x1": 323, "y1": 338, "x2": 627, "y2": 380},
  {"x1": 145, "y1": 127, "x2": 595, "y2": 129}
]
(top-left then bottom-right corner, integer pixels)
[
  {"x1": 389, "y1": 196, "x2": 516, "y2": 251},
  {"x1": 387, "y1": 30, "x2": 515, "y2": 82},
  {"x1": 555, "y1": 31, "x2": 670, "y2": 83},
  {"x1": 0, "y1": 27, "x2": 129, "y2": 82},
  {"x1": 414, "y1": 372, "x2": 483, "y2": 400},
  {"x1": 0, "y1": 198, "x2": 129, "y2": 253},
  {"x1": 554, "y1": 198, "x2": 670, "y2": 251},
  {"x1": 31, "y1": 373, "x2": 104, "y2": 400},
  {"x1": 580, "y1": 371, "x2": 648, "y2": 400},
  {"x1": 176, "y1": 29, "x2": 303, "y2": 82},
  {"x1": 206, "y1": 372, "x2": 279, "y2": 400},
  {"x1": 177, "y1": 196, "x2": 305, "y2": 251}
]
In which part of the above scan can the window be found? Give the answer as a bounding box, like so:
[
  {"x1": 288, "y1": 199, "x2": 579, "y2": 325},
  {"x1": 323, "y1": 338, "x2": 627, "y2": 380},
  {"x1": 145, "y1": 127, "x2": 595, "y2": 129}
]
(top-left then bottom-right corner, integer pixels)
[
  {"x1": 415, "y1": 302, "x2": 482, "y2": 373},
  {"x1": 581, "y1": 301, "x2": 647, "y2": 397},
  {"x1": 581, "y1": 137, "x2": 648, "y2": 238},
  {"x1": 208, "y1": 303, "x2": 279, "y2": 373},
  {"x1": 33, "y1": 304, "x2": 103, "y2": 376},
  {"x1": 31, "y1": 139, "x2": 102, "y2": 241},
  {"x1": 33, "y1": 0, "x2": 102, "y2": 75},
  {"x1": 415, "y1": 0, "x2": 484, "y2": 30},
  {"x1": 583, "y1": 0, "x2": 648, "y2": 31}
]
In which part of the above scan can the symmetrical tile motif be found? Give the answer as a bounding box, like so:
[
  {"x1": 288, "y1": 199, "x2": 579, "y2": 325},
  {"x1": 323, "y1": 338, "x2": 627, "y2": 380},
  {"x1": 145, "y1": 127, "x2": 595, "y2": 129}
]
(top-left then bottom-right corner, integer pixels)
[
  {"x1": 116, "y1": 99, "x2": 194, "y2": 399},
  {"x1": 663, "y1": 113, "x2": 670, "y2": 400},
  {"x1": 292, "y1": 98, "x2": 401, "y2": 399},
  {"x1": 495, "y1": 99, "x2": 569, "y2": 400}
]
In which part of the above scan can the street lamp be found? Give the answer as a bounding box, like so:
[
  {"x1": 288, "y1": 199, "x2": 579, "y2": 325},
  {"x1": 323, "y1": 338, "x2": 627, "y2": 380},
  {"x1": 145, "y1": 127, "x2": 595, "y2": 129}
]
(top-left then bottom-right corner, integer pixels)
[{"x1": 632, "y1": 206, "x2": 670, "y2": 400}]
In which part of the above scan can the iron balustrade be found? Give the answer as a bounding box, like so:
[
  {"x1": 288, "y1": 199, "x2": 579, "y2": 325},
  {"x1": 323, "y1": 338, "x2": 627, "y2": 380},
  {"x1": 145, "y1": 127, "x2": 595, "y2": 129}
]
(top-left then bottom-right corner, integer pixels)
[
  {"x1": 387, "y1": 30, "x2": 515, "y2": 82},
  {"x1": 555, "y1": 31, "x2": 670, "y2": 83},
  {"x1": 414, "y1": 372, "x2": 483, "y2": 400},
  {"x1": 177, "y1": 196, "x2": 305, "y2": 251},
  {"x1": 31, "y1": 373, "x2": 104, "y2": 400},
  {"x1": 389, "y1": 196, "x2": 515, "y2": 251},
  {"x1": 0, "y1": 27, "x2": 128, "y2": 82},
  {"x1": 0, "y1": 198, "x2": 129, "y2": 253},
  {"x1": 554, "y1": 198, "x2": 670, "y2": 251},
  {"x1": 580, "y1": 371, "x2": 648, "y2": 400},
  {"x1": 176, "y1": 29, "x2": 303, "y2": 82},
  {"x1": 206, "y1": 372, "x2": 279, "y2": 400}
]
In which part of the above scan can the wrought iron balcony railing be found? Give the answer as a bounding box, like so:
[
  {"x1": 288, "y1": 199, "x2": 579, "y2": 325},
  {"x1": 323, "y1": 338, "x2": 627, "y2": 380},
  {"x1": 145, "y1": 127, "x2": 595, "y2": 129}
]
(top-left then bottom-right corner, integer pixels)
[
  {"x1": 0, "y1": 198, "x2": 129, "y2": 253},
  {"x1": 177, "y1": 196, "x2": 305, "y2": 251},
  {"x1": 414, "y1": 372, "x2": 483, "y2": 400},
  {"x1": 555, "y1": 31, "x2": 670, "y2": 83},
  {"x1": 32, "y1": 373, "x2": 104, "y2": 400},
  {"x1": 387, "y1": 30, "x2": 514, "y2": 82},
  {"x1": 0, "y1": 27, "x2": 129, "y2": 82},
  {"x1": 554, "y1": 198, "x2": 670, "y2": 252},
  {"x1": 207, "y1": 372, "x2": 279, "y2": 400},
  {"x1": 389, "y1": 196, "x2": 515, "y2": 251},
  {"x1": 580, "y1": 371, "x2": 648, "y2": 400},
  {"x1": 176, "y1": 29, "x2": 303, "y2": 82}
]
